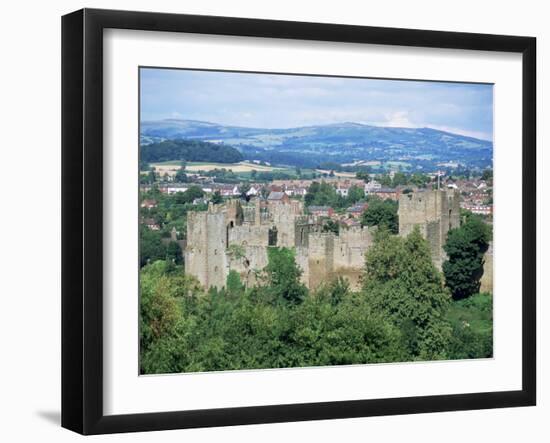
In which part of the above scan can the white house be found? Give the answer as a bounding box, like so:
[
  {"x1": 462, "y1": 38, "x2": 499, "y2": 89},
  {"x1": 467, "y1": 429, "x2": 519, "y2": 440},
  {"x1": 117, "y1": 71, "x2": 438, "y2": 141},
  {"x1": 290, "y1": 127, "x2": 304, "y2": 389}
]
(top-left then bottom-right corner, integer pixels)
[{"x1": 364, "y1": 180, "x2": 382, "y2": 194}]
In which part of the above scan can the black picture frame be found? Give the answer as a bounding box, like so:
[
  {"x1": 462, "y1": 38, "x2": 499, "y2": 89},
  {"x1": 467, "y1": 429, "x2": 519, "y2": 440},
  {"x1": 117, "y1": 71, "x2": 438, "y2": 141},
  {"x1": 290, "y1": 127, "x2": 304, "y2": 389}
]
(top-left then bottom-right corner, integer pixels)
[{"x1": 62, "y1": 8, "x2": 536, "y2": 435}]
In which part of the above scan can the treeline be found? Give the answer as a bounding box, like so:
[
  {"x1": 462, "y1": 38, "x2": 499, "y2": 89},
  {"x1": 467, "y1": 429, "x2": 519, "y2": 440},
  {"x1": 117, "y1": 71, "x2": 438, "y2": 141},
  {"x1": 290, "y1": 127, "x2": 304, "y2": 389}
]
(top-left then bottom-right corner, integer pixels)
[
  {"x1": 373, "y1": 171, "x2": 432, "y2": 188},
  {"x1": 305, "y1": 181, "x2": 365, "y2": 209},
  {"x1": 140, "y1": 227, "x2": 493, "y2": 374},
  {"x1": 141, "y1": 139, "x2": 244, "y2": 164},
  {"x1": 318, "y1": 161, "x2": 373, "y2": 173}
]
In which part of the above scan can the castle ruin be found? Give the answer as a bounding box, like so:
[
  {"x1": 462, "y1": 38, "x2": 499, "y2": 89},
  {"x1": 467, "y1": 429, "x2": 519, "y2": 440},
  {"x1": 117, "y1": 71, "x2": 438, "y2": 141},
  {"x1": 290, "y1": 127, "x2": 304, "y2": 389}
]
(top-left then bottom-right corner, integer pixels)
[
  {"x1": 398, "y1": 189, "x2": 461, "y2": 268},
  {"x1": 185, "y1": 188, "x2": 492, "y2": 292},
  {"x1": 185, "y1": 198, "x2": 375, "y2": 290}
]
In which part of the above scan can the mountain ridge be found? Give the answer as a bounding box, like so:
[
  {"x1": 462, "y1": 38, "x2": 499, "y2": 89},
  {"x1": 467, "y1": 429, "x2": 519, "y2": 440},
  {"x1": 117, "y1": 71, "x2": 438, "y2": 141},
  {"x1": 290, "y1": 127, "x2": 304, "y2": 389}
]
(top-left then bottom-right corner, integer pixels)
[
  {"x1": 142, "y1": 118, "x2": 490, "y2": 141},
  {"x1": 140, "y1": 118, "x2": 493, "y2": 171}
]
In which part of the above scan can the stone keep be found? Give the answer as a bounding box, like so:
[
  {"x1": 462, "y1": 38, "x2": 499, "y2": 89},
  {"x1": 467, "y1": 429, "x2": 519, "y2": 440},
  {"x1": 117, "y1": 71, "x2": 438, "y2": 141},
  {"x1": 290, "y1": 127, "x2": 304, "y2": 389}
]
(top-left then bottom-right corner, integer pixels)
[{"x1": 398, "y1": 189, "x2": 460, "y2": 268}]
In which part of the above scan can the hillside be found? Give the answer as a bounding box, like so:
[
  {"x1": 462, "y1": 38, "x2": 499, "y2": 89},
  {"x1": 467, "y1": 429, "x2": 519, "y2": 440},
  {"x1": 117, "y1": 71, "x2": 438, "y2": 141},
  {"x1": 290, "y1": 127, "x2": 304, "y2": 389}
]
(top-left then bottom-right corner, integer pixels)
[
  {"x1": 140, "y1": 139, "x2": 244, "y2": 164},
  {"x1": 140, "y1": 119, "x2": 493, "y2": 171}
]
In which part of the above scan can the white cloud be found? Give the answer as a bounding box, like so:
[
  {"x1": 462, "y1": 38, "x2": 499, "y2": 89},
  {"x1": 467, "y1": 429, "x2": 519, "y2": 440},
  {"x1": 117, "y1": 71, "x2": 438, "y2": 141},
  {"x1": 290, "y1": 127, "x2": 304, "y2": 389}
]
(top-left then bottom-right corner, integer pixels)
[{"x1": 427, "y1": 125, "x2": 493, "y2": 141}]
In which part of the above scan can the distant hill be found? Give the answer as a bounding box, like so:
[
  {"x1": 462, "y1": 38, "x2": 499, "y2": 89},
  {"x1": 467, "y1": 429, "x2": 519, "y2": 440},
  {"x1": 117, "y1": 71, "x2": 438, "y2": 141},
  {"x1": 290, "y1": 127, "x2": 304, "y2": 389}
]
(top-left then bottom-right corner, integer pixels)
[
  {"x1": 140, "y1": 119, "x2": 493, "y2": 171},
  {"x1": 140, "y1": 139, "x2": 243, "y2": 164}
]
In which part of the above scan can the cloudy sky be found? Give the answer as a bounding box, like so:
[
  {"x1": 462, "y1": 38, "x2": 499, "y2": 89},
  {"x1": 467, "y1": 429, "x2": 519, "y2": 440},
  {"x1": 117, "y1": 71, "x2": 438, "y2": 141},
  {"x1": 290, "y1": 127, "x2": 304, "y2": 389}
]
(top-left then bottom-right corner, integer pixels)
[{"x1": 140, "y1": 68, "x2": 494, "y2": 141}]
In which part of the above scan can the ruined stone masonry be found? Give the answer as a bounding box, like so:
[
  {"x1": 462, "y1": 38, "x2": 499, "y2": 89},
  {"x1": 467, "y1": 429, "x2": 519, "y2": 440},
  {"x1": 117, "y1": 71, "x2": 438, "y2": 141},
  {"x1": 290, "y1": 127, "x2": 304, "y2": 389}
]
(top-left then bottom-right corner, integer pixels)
[
  {"x1": 185, "y1": 198, "x2": 374, "y2": 290},
  {"x1": 398, "y1": 188, "x2": 493, "y2": 292},
  {"x1": 185, "y1": 188, "x2": 492, "y2": 293},
  {"x1": 398, "y1": 189, "x2": 460, "y2": 269}
]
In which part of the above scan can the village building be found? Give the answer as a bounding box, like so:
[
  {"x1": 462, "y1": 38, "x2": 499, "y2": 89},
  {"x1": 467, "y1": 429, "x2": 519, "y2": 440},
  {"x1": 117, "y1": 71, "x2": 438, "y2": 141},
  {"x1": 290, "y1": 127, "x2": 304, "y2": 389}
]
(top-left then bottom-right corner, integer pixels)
[
  {"x1": 142, "y1": 217, "x2": 160, "y2": 231},
  {"x1": 140, "y1": 199, "x2": 158, "y2": 209},
  {"x1": 308, "y1": 205, "x2": 334, "y2": 218},
  {"x1": 370, "y1": 187, "x2": 400, "y2": 201},
  {"x1": 346, "y1": 202, "x2": 368, "y2": 218},
  {"x1": 267, "y1": 191, "x2": 290, "y2": 204},
  {"x1": 364, "y1": 180, "x2": 382, "y2": 194}
]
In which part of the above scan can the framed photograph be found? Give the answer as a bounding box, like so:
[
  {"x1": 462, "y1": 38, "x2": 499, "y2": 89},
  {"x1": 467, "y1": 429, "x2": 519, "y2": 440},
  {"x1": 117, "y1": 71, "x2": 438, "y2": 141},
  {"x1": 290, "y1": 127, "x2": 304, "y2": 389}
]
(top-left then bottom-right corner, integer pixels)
[{"x1": 62, "y1": 8, "x2": 536, "y2": 435}]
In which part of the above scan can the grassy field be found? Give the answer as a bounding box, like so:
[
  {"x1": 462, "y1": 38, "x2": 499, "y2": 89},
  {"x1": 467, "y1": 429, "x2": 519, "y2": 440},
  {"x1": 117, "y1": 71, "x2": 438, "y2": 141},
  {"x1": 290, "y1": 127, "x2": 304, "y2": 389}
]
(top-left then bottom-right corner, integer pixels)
[
  {"x1": 151, "y1": 161, "x2": 285, "y2": 174},
  {"x1": 446, "y1": 292, "x2": 493, "y2": 359},
  {"x1": 314, "y1": 169, "x2": 357, "y2": 178}
]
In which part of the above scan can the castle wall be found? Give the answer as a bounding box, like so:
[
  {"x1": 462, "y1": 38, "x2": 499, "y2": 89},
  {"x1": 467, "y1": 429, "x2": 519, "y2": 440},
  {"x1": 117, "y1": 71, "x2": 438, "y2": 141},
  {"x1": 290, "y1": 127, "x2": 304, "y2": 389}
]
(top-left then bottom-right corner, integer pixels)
[
  {"x1": 333, "y1": 226, "x2": 374, "y2": 289},
  {"x1": 398, "y1": 189, "x2": 460, "y2": 269},
  {"x1": 480, "y1": 242, "x2": 493, "y2": 293},
  {"x1": 185, "y1": 190, "x2": 488, "y2": 296},
  {"x1": 227, "y1": 245, "x2": 269, "y2": 287},
  {"x1": 270, "y1": 204, "x2": 297, "y2": 247},
  {"x1": 205, "y1": 210, "x2": 228, "y2": 289},
  {"x1": 228, "y1": 224, "x2": 269, "y2": 247},
  {"x1": 184, "y1": 211, "x2": 209, "y2": 288},
  {"x1": 426, "y1": 220, "x2": 443, "y2": 268},
  {"x1": 186, "y1": 200, "x2": 376, "y2": 291},
  {"x1": 307, "y1": 233, "x2": 335, "y2": 290},
  {"x1": 295, "y1": 246, "x2": 310, "y2": 287},
  {"x1": 185, "y1": 209, "x2": 227, "y2": 289}
]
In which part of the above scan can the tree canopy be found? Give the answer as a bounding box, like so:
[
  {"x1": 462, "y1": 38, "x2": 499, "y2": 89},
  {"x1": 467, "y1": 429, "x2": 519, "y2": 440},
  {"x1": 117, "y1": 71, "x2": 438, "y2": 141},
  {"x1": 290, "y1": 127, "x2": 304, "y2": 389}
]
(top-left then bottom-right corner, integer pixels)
[
  {"x1": 362, "y1": 227, "x2": 452, "y2": 360},
  {"x1": 360, "y1": 197, "x2": 398, "y2": 234},
  {"x1": 140, "y1": 139, "x2": 243, "y2": 163},
  {"x1": 264, "y1": 247, "x2": 308, "y2": 305},
  {"x1": 443, "y1": 215, "x2": 491, "y2": 300}
]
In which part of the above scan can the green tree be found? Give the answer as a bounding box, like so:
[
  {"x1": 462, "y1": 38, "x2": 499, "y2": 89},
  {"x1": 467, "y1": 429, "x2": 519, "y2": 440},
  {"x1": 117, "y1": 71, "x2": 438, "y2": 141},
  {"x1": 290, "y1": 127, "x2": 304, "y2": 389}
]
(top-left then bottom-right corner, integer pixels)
[
  {"x1": 238, "y1": 183, "x2": 251, "y2": 200},
  {"x1": 378, "y1": 174, "x2": 393, "y2": 187},
  {"x1": 361, "y1": 198, "x2": 398, "y2": 234},
  {"x1": 147, "y1": 169, "x2": 156, "y2": 184},
  {"x1": 210, "y1": 190, "x2": 223, "y2": 204},
  {"x1": 443, "y1": 216, "x2": 491, "y2": 300},
  {"x1": 363, "y1": 227, "x2": 452, "y2": 360},
  {"x1": 305, "y1": 181, "x2": 341, "y2": 208},
  {"x1": 410, "y1": 173, "x2": 430, "y2": 188},
  {"x1": 174, "y1": 185, "x2": 204, "y2": 204},
  {"x1": 356, "y1": 170, "x2": 371, "y2": 182},
  {"x1": 446, "y1": 293, "x2": 493, "y2": 359},
  {"x1": 265, "y1": 247, "x2": 307, "y2": 305},
  {"x1": 174, "y1": 167, "x2": 188, "y2": 183},
  {"x1": 165, "y1": 241, "x2": 183, "y2": 265},
  {"x1": 322, "y1": 219, "x2": 340, "y2": 235},
  {"x1": 139, "y1": 261, "x2": 204, "y2": 374},
  {"x1": 481, "y1": 168, "x2": 493, "y2": 183},
  {"x1": 226, "y1": 270, "x2": 245, "y2": 295},
  {"x1": 140, "y1": 226, "x2": 167, "y2": 267},
  {"x1": 392, "y1": 172, "x2": 408, "y2": 187},
  {"x1": 347, "y1": 185, "x2": 365, "y2": 205}
]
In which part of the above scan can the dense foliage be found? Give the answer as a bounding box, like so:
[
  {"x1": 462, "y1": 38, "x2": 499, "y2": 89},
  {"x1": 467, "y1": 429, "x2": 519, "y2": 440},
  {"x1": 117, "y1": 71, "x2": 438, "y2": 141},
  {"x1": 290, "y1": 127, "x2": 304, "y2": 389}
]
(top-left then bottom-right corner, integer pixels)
[
  {"x1": 360, "y1": 197, "x2": 398, "y2": 234},
  {"x1": 140, "y1": 228, "x2": 492, "y2": 374},
  {"x1": 376, "y1": 172, "x2": 432, "y2": 188},
  {"x1": 139, "y1": 226, "x2": 183, "y2": 267},
  {"x1": 139, "y1": 187, "x2": 209, "y2": 266},
  {"x1": 446, "y1": 292, "x2": 493, "y2": 359},
  {"x1": 140, "y1": 139, "x2": 244, "y2": 164},
  {"x1": 443, "y1": 214, "x2": 491, "y2": 300},
  {"x1": 305, "y1": 181, "x2": 364, "y2": 209},
  {"x1": 140, "y1": 259, "x2": 404, "y2": 374},
  {"x1": 363, "y1": 227, "x2": 452, "y2": 360}
]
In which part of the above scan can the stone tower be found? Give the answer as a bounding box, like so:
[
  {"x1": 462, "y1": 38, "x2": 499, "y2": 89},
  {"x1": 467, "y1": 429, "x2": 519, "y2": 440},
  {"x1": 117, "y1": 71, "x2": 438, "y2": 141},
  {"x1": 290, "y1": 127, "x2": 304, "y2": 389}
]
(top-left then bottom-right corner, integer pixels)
[
  {"x1": 398, "y1": 189, "x2": 460, "y2": 268},
  {"x1": 184, "y1": 204, "x2": 228, "y2": 289}
]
